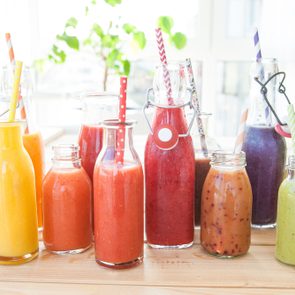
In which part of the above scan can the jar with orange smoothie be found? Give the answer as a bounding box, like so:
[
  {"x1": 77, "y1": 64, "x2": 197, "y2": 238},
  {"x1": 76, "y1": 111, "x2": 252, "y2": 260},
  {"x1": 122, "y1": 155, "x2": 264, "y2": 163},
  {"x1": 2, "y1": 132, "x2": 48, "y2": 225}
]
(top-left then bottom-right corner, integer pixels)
[
  {"x1": 93, "y1": 120, "x2": 144, "y2": 268},
  {"x1": 43, "y1": 144, "x2": 92, "y2": 254},
  {"x1": 201, "y1": 151, "x2": 252, "y2": 257},
  {"x1": 0, "y1": 121, "x2": 39, "y2": 265}
]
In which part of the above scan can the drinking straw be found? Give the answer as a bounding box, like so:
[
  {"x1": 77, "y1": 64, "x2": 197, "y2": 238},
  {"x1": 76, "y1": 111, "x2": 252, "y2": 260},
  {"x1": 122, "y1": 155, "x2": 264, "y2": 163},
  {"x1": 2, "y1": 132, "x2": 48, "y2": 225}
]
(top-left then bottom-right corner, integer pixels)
[
  {"x1": 185, "y1": 58, "x2": 208, "y2": 157},
  {"x1": 253, "y1": 27, "x2": 271, "y2": 126},
  {"x1": 155, "y1": 28, "x2": 173, "y2": 105},
  {"x1": 8, "y1": 61, "x2": 23, "y2": 122},
  {"x1": 234, "y1": 108, "x2": 248, "y2": 154},
  {"x1": 287, "y1": 104, "x2": 295, "y2": 154},
  {"x1": 5, "y1": 33, "x2": 29, "y2": 133},
  {"x1": 116, "y1": 76, "x2": 127, "y2": 165}
]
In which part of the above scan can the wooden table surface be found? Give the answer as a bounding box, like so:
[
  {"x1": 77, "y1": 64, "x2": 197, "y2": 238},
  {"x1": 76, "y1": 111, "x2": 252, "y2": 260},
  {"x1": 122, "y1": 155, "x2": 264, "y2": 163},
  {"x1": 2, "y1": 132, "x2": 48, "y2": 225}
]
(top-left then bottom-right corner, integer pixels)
[{"x1": 1, "y1": 229, "x2": 295, "y2": 295}]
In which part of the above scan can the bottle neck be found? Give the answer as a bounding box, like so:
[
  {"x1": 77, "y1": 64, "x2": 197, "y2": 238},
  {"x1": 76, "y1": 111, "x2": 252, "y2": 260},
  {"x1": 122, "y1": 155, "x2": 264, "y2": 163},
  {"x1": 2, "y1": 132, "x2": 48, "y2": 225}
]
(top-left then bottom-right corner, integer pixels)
[
  {"x1": 0, "y1": 123, "x2": 23, "y2": 149},
  {"x1": 287, "y1": 156, "x2": 295, "y2": 180},
  {"x1": 210, "y1": 151, "x2": 246, "y2": 170},
  {"x1": 52, "y1": 144, "x2": 81, "y2": 169}
]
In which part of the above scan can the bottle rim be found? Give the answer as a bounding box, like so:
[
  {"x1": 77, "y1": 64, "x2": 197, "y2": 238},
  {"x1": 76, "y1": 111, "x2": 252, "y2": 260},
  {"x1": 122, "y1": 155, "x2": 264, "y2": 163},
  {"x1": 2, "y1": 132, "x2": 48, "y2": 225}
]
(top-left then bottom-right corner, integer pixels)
[
  {"x1": 210, "y1": 150, "x2": 246, "y2": 167},
  {"x1": 102, "y1": 119, "x2": 137, "y2": 129}
]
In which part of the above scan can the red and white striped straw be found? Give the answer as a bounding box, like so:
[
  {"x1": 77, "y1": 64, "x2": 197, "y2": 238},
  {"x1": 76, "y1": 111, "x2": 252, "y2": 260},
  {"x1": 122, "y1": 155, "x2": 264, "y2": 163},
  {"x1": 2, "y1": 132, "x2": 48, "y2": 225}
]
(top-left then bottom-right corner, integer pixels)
[
  {"x1": 234, "y1": 108, "x2": 248, "y2": 154},
  {"x1": 155, "y1": 28, "x2": 173, "y2": 105},
  {"x1": 5, "y1": 33, "x2": 29, "y2": 133},
  {"x1": 116, "y1": 76, "x2": 127, "y2": 165}
]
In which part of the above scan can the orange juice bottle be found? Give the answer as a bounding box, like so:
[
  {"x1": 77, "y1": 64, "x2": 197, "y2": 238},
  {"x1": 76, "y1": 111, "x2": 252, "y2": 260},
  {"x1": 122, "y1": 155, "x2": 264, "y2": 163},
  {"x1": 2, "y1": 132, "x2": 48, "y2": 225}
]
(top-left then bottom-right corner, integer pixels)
[{"x1": 0, "y1": 121, "x2": 39, "y2": 265}]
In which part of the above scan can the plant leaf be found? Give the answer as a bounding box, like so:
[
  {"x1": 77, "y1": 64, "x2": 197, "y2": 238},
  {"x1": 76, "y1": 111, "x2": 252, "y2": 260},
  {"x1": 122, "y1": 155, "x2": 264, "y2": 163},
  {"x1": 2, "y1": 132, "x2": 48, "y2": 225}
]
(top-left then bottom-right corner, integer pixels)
[
  {"x1": 123, "y1": 23, "x2": 136, "y2": 34},
  {"x1": 171, "y1": 32, "x2": 187, "y2": 49},
  {"x1": 65, "y1": 17, "x2": 78, "y2": 28},
  {"x1": 57, "y1": 33, "x2": 80, "y2": 50},
  {"x1": 92, "y1": 23, "x2": 104, "y2": 38},
  {"x1": 104, "y1": 0, "x2": 121, "y2": 6},
  {"x1": 48, "y1": 45, "x2": 66, "y2": 64},
  {"x1": 106, "y1": 49, "x2": 120, "y2": 67},
  {"x1": 157, "y1": 16, "x2": 174, "y2": 34},
  {"x1": 133, "y1": 31, "x2": 146, "y2": 49},
  {"x1": 123, "y1": 59, "x2": 131, "y2": 76}
]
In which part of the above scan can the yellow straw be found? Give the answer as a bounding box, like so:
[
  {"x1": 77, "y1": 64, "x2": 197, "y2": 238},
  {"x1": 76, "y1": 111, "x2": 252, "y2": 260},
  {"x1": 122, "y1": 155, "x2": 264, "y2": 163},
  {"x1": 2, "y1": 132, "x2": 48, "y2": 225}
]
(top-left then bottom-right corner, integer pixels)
[{"x1": 8, "y1": 61, "x2": 23, "y2": 122}]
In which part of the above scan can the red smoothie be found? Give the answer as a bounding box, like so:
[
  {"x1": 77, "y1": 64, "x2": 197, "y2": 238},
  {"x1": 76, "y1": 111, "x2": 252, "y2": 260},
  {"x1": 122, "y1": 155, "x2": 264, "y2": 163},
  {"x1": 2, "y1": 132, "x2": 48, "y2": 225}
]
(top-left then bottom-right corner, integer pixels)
[
  {"x1": 78, "y1": 124, "x2": 103, "y2": 180},
  {"x1": 145, "y1": 107, "x2": 195, "y2": 247}
]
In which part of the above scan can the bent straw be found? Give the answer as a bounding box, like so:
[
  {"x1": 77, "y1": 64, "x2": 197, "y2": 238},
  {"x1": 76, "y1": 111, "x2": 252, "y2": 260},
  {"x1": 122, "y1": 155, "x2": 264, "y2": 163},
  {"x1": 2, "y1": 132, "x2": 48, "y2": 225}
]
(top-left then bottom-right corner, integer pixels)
[
  {"x1": 155, "y1": 28, "x2": 173, "y2": 105},
  {"x1": 185, "y1": 58, "x2": 208, "y2": 157},
  {"x1": 8, "y1": 61, "x2": 23, "y2": 122},
  {"x1": 116, "y1": 76, "x2": 127, "y2": 165},
  {"x1": 234, "y1": 108, "x2": 248, "y2": 154}
]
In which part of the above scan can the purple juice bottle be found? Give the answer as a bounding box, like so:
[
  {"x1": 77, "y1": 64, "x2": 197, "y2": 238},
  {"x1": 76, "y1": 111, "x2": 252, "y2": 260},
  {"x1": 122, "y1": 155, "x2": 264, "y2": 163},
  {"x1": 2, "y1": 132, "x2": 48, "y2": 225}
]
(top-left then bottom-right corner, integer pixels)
[{"x1": 242, "y1": 59, "x2": 286, "y2": 228}]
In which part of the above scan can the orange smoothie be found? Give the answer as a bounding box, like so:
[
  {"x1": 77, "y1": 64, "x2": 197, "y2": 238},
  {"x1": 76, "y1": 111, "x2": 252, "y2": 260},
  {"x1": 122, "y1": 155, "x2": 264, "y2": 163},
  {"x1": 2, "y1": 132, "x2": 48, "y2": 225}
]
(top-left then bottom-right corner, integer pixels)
[
  {"x1": 23, "y1": 131, "x2": 45, "y2": 228},
  {"x1": 93, "y1": 162, "x2": 144, "y2": 267},
  {"x1": 43, "y1": 168, "x2": 92, "y2": 252},
  {"x1": 201, "y1": 167, "x2": 252, "y2": 257}
]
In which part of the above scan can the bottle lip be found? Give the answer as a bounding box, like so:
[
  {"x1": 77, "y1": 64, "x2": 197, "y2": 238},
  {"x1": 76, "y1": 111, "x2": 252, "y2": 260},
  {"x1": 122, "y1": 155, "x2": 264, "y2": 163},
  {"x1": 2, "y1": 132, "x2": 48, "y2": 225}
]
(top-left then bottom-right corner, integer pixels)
[
  {"x1": 52, "y1": 143, "x2": 80, "y2": 161},
  {"x1": 0, "y1": 120, "x2": 27, "y2": 128},
  {"x1": 102, "y1": 119, "x2": 137, "y2": 128},
  {"x1": 252, "y1": 57, "x2": 278, "y2": 64},
  {"x1": 210, "y1": 150, "x2": 246, "y2": 167},
  {"x1": 80, "y1": 91, "x2": 119, "y2": 100}
]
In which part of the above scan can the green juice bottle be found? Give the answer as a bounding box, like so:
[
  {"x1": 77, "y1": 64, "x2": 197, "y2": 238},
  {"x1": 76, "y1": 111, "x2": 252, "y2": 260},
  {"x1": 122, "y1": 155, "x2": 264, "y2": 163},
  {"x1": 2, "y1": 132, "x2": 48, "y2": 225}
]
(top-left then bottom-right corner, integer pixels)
[{"x1": 275, "y1": 155, "x2": 295, "y2": 265}]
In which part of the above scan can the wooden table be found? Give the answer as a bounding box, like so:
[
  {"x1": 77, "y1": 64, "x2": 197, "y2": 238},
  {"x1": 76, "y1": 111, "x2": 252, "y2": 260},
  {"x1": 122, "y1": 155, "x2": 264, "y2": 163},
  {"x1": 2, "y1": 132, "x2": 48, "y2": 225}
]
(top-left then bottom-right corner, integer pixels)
[{"x1": 1, "y1": 229, "x2": 295, "y2": 294}]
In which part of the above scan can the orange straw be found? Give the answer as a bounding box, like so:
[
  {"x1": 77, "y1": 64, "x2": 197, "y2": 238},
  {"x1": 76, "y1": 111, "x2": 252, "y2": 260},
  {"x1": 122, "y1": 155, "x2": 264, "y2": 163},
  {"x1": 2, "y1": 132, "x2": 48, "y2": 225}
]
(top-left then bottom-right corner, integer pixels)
[
  {"x1": 234, "y1": 108, "x2": 248, "y2": 154},
  {"x1": 116, "y1": 76, "x2": 127, "y2": 165},
  {"x1": 5, "y1": 33, "x2": 29, "y2": 133}
]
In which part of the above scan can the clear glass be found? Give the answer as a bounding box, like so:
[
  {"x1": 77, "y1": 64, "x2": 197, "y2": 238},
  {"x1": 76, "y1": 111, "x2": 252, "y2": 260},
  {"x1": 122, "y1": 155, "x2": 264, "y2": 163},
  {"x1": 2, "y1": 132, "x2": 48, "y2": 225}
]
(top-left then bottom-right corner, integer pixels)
[
  {"x1": 276, "y1": 156, "x2": 295, "y2": 265},
  {"x1": 192, "y1": 113, "x2": 220, "y2": 227},
  {"x1": 93, "y1": 120, "x2": 144, "y2": 269},
  {"x1": 145, "y1": 63, "x2": 195, "y2": 249},
  {"x1": 43, "y1": 144, "x2": 92, "y2": 255},
  {"x1": 0, "y1": 121, "x2": 39, "y2": 265},
  {"x1": 78, "y1": 92, "x2": 118, "y2": 181},
  {"x1": 243, "y1": 58, "x2": 286, "y2": 228},
  {"x1": 201, "y1": 151, "x2": 252, "y2": 258}
]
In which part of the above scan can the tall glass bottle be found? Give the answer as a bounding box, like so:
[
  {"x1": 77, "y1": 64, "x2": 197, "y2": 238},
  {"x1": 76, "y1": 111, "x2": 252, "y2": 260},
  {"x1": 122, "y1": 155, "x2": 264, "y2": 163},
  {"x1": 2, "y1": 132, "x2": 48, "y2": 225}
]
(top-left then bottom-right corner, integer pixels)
[
  {"x1": 275, "y1": 156, "x2": 295, "y2": 265},
  {"x1": 242, "y1": 58, "x2": 286, "y2": 228},
  {"x1": 78, "y1": 93, "x2": 118, "y2": 181},
  {"x1": 144, "y1": 63, "x2": 195, "y2": 248},
  {"x1": 93, "y1": 120, "x2": 144, "y2": 268},
  {"x1": 0, "y1": 121, "x2": 39, "y2": 264}
]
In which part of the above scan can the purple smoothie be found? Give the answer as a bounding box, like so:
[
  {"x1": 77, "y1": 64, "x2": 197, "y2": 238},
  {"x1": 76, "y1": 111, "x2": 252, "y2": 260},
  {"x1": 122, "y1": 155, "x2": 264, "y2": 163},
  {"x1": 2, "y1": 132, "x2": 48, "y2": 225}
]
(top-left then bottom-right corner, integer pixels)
[{"x1": 242, "y1": 125, "x2": 286, "y2": 227}]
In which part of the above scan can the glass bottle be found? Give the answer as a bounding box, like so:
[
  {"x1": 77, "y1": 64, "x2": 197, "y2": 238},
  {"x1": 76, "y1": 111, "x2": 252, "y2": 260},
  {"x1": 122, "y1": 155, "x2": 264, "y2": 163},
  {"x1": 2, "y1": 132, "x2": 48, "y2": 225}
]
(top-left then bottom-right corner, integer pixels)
[
  {"x1": 201, "y1": 151, "x2": 252, "y2": 258},
  {"x1": 78, "y1": 92, "x2": 118, "y2": 181},
  {"x1": 0, "y1": 121, "x2": 39, "y2": 265},
  {"x1": 144, "y1": 63, "x2": 195, "y2": 249},
  {"x1": 93, "y1": 120, "x2": 144, "y2": 269},
  {"x1": 43, "y1": 144, "x2": 92, "y2": 254},
  {"x1": 192, "y1": 113, "x2": 220, "y2": 227},
  {"x1": 242, "y1": 58, "x2": 286, "y2": 228},
  {"x1": 275, "y1": 156, "x2": 295, "y2": 265}
]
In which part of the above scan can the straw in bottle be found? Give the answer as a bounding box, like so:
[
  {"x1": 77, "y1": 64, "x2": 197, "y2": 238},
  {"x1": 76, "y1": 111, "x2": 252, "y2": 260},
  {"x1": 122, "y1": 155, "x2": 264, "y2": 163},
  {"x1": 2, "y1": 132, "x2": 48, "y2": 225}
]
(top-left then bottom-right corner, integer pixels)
[
  {"x1": 234, "y1": 108, "x2": 249, "y2": 154},
  {"x1": 116, "y1": 76, "x2": 127, "y2": 165},
  {"x1": 8, "y1": 61, "x2": 23, "y2": 122},
  {"x1": 185, "y1": 58, "x2": 208, "y2": 157},
  {"x1": 155, "y1": 28, "x2": 173, "y2": 105},
  {"x1": 5, "y1": 33, "x2": 29, "y2": 132}
]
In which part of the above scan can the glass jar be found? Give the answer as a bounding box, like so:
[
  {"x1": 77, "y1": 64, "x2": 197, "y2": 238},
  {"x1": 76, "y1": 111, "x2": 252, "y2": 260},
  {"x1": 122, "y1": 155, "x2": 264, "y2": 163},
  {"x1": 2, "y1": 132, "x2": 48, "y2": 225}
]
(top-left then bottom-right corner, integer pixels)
[
  {"x1": 200, "y1": 151, "x2": 252, "y2": 258},
  {"x1": 242, "y1": 58, "x2": 286, "y2": 228},
  {"x1": 93, "y1": 120, "x2": 144, "y2": 269},
  {"x1": 78, "y1": 92, "x2": 118, "y2": 181},
  {"x1": 275, "y1": 156, "x2": 295, "y2": 265},
  {"x1": 0, "y1": 121, "x2": 39, "y2": 265},
  {"x1": 43, "y1": 144, "x2": 92, "y2": 254},
  {"x1": 144, "y1": 63, "x2": 195, "y2": 249}
]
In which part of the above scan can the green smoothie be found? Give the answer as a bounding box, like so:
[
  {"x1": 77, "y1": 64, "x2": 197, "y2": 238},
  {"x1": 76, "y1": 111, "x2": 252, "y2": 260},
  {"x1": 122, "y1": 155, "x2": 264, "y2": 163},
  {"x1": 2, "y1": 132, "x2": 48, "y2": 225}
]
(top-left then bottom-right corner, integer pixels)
[{"x1": 275, "y1": 176, "x2": 295, "y2": 265}]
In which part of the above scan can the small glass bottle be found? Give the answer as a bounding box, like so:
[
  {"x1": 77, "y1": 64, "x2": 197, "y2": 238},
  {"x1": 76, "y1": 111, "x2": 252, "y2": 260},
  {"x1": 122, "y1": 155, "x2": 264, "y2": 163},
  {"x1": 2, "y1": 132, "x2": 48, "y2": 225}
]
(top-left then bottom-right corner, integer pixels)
[
  {"x1": 93, "y1": 120, "x2": 144, "y2": 269},
  {"x1": 275, "y1": 156, "x2": 295, "y2": 265},
  {"x1": 242, "y1": 58, "x2": 286, "y2": 228},
  {"x1": 201, "y1": 151, "x2": 252, "y2": 258},
  {"x1": 78, "y1": 92, "x2": 118, "y2": 181},
  {"x1": 43, "y1": 144, "x2": 92, "y2": 254},
  {"x1": 144, "y1": 62, "x2": 195, "y2": 249},
  {"x1": 0, "y1": 121, "x2": 39, "y2": 265}
]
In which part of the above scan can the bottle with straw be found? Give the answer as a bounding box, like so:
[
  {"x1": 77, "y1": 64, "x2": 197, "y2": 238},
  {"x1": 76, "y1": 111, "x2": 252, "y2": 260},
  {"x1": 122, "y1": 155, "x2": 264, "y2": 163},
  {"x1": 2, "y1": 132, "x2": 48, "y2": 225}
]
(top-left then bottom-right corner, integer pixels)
[
  {"x1": 241, "y1": 28, "x2": 287, "y2": 228},
  {"x1": 0, "y1": 60, "x2": 39, "y2": 265},
  {"x1": 93, "y1": 76, "x2": 144, "y2": 269},
  {"x1": 144, "y1": 28, "x2": 195, "y2": 249}
]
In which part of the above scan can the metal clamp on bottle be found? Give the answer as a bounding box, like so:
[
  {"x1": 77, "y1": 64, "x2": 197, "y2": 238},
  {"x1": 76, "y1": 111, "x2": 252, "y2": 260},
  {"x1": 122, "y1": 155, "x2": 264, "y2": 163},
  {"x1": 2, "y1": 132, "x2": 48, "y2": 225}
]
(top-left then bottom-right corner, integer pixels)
[{"x1": 143, "y1": 88, "x2": 197, "y2": 150}]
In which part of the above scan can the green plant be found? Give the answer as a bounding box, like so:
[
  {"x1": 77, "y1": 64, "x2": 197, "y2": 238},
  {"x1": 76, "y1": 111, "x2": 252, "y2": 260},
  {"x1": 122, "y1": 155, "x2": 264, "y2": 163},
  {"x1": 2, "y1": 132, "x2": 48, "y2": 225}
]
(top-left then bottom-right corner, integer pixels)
[{"x1": 46, "y1": 0, "x2": 187, "y2": 91}]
